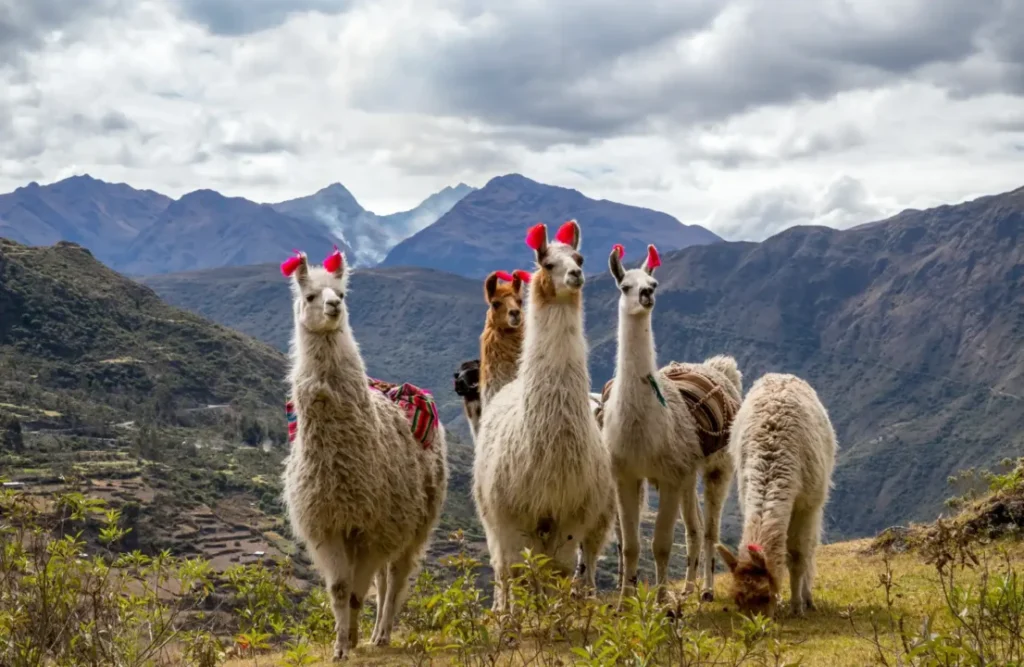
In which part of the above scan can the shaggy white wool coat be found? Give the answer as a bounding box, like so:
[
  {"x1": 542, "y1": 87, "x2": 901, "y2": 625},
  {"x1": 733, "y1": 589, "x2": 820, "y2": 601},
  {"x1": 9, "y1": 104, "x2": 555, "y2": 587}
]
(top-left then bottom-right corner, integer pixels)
[
  {"x1": 728, "y1": 372, "x2": 837, "y2": 614},
  {"x1": 282, "y1": 258, "x2": 448, "y2": 658},
  {"x1": 473, "y1": 228, "x2": 614, "y2": 611}
]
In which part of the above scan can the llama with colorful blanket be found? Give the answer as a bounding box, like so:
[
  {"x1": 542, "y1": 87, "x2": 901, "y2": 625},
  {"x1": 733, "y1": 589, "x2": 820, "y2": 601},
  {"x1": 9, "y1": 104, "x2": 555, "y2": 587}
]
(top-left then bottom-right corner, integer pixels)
[
  {"x1": 280, "y1": 247, "x2": 448, "y2": 659},
  {"x1": 601, "y1": 243, "x2": 742, "y2": 604}
]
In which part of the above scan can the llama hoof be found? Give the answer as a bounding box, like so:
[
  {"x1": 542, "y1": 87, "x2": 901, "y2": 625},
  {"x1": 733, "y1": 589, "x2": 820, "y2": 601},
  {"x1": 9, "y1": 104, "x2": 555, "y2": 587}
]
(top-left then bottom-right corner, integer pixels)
[
  {"x1": 332, "y1": 646, "x2": 349, "y2": 661},
  {"x1": 789, "y1": 603, "x2": 805, "y2": 617},
  {"x1": 805, "y1": 599, "x2": 817, "y2": 612},
  {"x1": 700, "y1": 590, "x2": 715, "y2": 603},
  {"x1": 372, "y1": 634, "x2": 391, "y2": 647}
]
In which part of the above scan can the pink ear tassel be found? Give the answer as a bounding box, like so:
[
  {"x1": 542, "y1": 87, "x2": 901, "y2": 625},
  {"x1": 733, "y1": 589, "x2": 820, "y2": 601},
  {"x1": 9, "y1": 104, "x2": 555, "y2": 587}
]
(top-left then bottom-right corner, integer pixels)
[
  {"x1": 646, "y1": 244, "x2": 661, "y2": 270},
  {"x1": 323, "y1": 245, "x2": 343, "y2": 273},
  {"x1": 525, "y1": 223, "x2": 547, "y2": 250},
  {"x1": 555, "y1": 220, "x2": 577, "y2": 245},
  {"x1": 747, "y1": 543, "x2": 763, "y2": 554},
  {"x1": 512, "y1": 269, "x2": 532, "y2": 284},
  {"x1": 612, "y1": 244, "x2": 625, "y2": 260},
  {"x1": 494, "y1": 270, "x2": 515, "y2": 282},
  {"x1": 281, "y1": 250, "x2": 305, "y2": 277}
]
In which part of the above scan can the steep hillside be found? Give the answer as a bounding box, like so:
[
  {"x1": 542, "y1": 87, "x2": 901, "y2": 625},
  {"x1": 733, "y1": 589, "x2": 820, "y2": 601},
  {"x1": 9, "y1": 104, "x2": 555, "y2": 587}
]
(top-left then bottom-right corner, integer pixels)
[
  {"x1": 145, "y1": 186, "x2": 1024, "y2": 539},
  {"x1": 274, "y1": 182, "x2": 474, "y2": 267},
  {"x1": 0, "y1": 175, "x2": 170, "y2": 268},
  {"x1": 380, "y1": 173, "x2": 721, "y2": 277}
]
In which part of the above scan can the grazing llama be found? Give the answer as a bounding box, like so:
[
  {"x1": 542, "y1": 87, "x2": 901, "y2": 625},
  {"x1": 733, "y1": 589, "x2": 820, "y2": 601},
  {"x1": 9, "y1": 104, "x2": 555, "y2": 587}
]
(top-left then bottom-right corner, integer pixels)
[
  {"x1": 716, "y1": 373, "x2": 837, "y2": 617},
  {"x1": 280, "y1": 248, "x2": 449, "y2": 659},
  {"x1": 474, "y1": 220, "x2": 615, "y2": 611},
  {"x1": 453, "y1": 359, "x2": 481, "y2": 438},
  {"x1": 601, "y1": 243, "x2": 742, "y2": 603}
]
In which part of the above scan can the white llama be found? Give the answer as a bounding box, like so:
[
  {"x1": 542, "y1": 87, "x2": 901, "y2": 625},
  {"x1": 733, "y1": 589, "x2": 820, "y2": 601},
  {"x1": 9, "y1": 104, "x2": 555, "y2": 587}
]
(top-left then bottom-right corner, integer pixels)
[
  {"x1": 716, "y1": 373, "x2": 837, "y2": 617},
  {"x1": 602, "y1": 243, "x2": 742, "y2": 603},
  {"x1": 280, "y1": 248, "x2": 449, "y2": 659},
  {"x1": 473, "y1": 220, "x2": 615, "y2": 611}
]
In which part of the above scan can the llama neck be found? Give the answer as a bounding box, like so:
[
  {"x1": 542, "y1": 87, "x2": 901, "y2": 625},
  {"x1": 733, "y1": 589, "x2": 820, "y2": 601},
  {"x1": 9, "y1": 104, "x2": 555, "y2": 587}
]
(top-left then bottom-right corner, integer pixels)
[
  {"x1": 479, "y1": 325, "x2": 523, "y2": 404},
  {"x1": 290, "y1": 322, "x2": 372, "y2": 413},
  {"x1": 520, "y1": 299, "x2": 590, "y2": 415},
  {"x1": 615, "y1": 310, "x2": 657, "y2": 384}
]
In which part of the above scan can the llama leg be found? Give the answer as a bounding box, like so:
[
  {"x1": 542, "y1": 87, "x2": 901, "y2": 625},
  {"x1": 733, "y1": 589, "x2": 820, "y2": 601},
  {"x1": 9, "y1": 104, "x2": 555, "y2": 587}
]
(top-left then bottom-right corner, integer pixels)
[
  {"x1": 347, "y1": 556, "x2": 379, "y2": 651},
  {"x1": 614, "y1": 516, "x2": 624, "y2": 591},
  {"x1": 651, "y1": 483, "x2": 681, "y2": 604},
  {"x1": 678, "y1": 472, "x2": 703, "y2": 595},
  {"x1": 800, "y1": 507, "x2": 824, "y2": 611},
  {"x1": 373, "y1": 548, "x2": 420, "y2": 646},
  {"x1": 700, "y1": 459, "x2": 732, "y2": 602},
  {"x1": 616, "y1": 475, "x2": 643, "y2": 601},
  {"x1": 313, "y1": 538, "x2": 353, "y2": 660},
  {"x1": 577, "y1": 504, "x2": 613, "y2": 595},
  {"x1": 786, "y1": 508, "x2": 815, "y2": 616},
  {"x1": 369, "y1": 567, "x2": 388, "y2": 645}
]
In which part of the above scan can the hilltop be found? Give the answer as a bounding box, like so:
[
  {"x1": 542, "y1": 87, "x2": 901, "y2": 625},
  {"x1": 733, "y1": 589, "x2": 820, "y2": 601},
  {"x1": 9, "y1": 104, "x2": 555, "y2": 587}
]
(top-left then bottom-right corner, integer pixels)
[
  {"x1": 379, "y1": 173, "x2": 721, "y2": 277},
  {"x1": 144, "y1": 185, "x2": 1024, "y2": 539}
]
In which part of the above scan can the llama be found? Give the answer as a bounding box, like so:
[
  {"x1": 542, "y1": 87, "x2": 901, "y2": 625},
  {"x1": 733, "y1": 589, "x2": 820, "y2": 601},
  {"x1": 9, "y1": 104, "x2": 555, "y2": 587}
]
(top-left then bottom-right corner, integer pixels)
[
  {"x1": 601, "y1": 243, "x2": 742, "y2": 603},
  {"x1": 479, "y1": 270, "x2": 530, "y2": 411},
  {"x1": 474, "y1": 220, "x2": 615, "y2": 611},
  {"x1": 280, "y1": 248, "x2": 449, "y2": 659},
  {"x1": 716, "y1": 373, "x2": 837, "y2": 617},
  {"x1": 453, "y1": 359, "x2": 481, "y2": 438}
]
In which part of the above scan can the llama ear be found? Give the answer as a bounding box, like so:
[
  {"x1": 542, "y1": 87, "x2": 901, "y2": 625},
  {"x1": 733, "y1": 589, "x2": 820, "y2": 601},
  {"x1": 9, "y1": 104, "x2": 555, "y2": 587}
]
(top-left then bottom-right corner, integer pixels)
[
  {"x1": 747, "y1": 544, "x2": 767, "y2": 569},
  {"x1": 512, "y1": 269, "x2": 531, "y2": 295},
  {"x1": 716, "y1": 544, "x2": 739, "y2": 572},
  {"x1": 484, "y1": 272, "x2": 500, "y2": 302},
  {"x1": 643, "y1": 244, "x2": 661, "y2": 275},
  {"x1": 525, "y1": 223, "x2": 548, "y2": 257},
  {"x1": 282, "y1": 250, "x2": 309, "y2": 284},
  {"x1": 555, "y1": 219, "x2": 581, "y2": 250},
  {"x1": 609, "y1": 245, "x2": 625, "y2": 284}
]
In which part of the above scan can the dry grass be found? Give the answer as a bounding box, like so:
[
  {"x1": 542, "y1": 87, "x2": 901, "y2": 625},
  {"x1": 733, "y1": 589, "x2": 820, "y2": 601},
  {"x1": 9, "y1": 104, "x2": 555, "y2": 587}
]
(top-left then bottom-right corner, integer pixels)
[{"x1": 225, "y1": 537, "x2": 1021, "y2": 666}]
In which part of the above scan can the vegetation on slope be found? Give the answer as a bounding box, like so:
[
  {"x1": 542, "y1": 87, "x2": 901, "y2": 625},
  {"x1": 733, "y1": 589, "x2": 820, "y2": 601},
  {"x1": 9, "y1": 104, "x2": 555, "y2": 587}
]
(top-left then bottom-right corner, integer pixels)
[{"x1": 3, "y1": 459, "x2": 1022, "y2": 666}]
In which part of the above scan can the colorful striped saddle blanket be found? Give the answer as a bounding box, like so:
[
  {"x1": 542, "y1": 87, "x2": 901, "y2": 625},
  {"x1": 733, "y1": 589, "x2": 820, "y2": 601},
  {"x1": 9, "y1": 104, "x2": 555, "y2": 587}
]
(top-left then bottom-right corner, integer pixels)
[
  {"x1": 285, "y1": 378, "x2": 440, "y2": 449},
  {"x1": 593, "y1": 363, "x2": 738, "y2": 458}
]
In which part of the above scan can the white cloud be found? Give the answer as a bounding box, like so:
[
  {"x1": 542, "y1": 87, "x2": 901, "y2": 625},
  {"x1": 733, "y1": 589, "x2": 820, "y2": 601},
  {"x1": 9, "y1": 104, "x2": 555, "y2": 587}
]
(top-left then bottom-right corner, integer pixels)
[{"x1": 0, "y1": 0, "x2": 1022, "y2": 237}]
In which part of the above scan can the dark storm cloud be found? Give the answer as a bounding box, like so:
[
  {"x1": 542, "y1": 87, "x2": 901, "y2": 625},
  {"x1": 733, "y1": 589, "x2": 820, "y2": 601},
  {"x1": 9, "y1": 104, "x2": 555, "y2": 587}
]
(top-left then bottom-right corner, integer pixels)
[
  {"x1": 173, "y1": 0, "x2": 352, "y2": 35},
  {"x1": 0, "y1": 0, "x2": 124, "y2": 66},
  {"x1": 352, "y1": 0, "x2": 1020, "y2": 142}
]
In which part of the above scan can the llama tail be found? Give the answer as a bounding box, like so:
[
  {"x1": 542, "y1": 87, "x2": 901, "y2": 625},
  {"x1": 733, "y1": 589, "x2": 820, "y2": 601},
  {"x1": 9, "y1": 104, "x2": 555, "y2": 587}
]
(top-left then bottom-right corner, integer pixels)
[{"x1": 703, "y1": 354, "x2": 742, "y2": 393}]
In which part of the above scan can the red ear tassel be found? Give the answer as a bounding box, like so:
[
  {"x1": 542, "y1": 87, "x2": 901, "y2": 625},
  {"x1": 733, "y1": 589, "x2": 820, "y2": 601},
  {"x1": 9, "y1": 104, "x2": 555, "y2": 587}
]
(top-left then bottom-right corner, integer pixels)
[
  {"x1": 612, "y1": 244, "x2": 625, "y2": 260},
  {"x1": 525, "y1": 223, "x2": 546, "y2": 250},
  {"x1": 281, "y1": 250, "x2": 304, "y2": 277},
  {"x1": 555, "y1": 220, "x2": 577, "y2": 245},
  {"x1": 512, "y1": 269, "x2": 532, "y2": 284},
  {"x1": 747, "y1": 543, "x2": 763, "y2": 554},
  {"x1": 646, "y1": 244, "x2": 661, "y2": 270},
  {"x1": 323, "y1": 245, "x2": 343, "y2": 273},
  {"x1": 494, "y1": 270, "x2": 514, "y2": 282}
]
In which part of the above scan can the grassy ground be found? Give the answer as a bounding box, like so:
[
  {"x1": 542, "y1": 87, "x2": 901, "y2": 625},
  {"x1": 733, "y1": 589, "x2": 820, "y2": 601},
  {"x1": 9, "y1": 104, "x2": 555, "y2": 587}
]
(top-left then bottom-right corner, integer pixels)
[{"x1": 226, "y1": 537, "x2": 1020, "y2": 666}]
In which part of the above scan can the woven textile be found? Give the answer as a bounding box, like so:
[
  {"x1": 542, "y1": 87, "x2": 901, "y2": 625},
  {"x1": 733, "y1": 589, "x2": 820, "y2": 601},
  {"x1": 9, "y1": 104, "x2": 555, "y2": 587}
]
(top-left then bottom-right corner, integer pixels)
[
  {"x1": 593, "y1": 363, "x2": 738, "y2": 458},
  {"x1": 284, "y1": 378, "x2": 440, "y2": 449}
]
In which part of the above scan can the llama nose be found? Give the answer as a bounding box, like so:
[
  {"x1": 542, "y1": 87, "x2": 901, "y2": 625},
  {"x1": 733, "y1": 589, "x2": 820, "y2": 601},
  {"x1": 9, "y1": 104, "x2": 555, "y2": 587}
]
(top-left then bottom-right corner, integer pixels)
[
  {"x1": 567, "y1": 268, "x2": 583, "y2": 286},
  {"x1": 324, "y1": 298, "x2": 341, "y2": 314},
  {"x1": 509, "y1": 309, "x2": 521, "y2": 321},
  {"x1": 639, "y1": 288, "x2": 654, "y2": 307}
]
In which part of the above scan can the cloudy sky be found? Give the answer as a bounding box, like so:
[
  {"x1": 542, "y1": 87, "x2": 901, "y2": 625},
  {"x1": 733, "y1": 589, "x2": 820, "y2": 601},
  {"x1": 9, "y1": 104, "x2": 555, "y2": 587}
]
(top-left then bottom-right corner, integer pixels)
[{"x1": 1, "y1": 0, "x2": 1022, "y2": 240}]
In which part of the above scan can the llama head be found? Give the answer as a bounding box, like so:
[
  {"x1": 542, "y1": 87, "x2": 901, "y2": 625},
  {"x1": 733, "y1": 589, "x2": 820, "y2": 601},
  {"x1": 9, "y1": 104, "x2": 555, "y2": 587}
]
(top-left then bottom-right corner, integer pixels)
[
  {"x1": 282, "y1": 246, "x2": 349, "y2": 333},
  {"x1": 525, "y1": 220, "x2": 584, "y2": 303},
  {"x1": 484, "y1": 270, "x2": 527, "y2": 330},
  {"x1": 608, "y1": 243, "x2": 660, "y2": 316},
  {"x1": 716, "y1": 543, "x2": 781, "y2": 617},
  {"x1": 453, "y1": 359, "x2": 480, "y2": 401}
]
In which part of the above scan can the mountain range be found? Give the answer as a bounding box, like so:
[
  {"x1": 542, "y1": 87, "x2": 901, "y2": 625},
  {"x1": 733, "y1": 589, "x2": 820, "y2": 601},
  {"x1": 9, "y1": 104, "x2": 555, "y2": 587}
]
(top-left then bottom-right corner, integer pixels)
[
  {"x1": 0, "y1": 175, "x2": 476, "y2": 275},
  {"x1": 380, "y1": 174, "x2": 722, "y2": 278},
  {"x1": 0, "y1": 173, "x2": 723, "y2": 279},
  {"x1": 143, "y1": 185, "x2": 1024, "y2": 540}
]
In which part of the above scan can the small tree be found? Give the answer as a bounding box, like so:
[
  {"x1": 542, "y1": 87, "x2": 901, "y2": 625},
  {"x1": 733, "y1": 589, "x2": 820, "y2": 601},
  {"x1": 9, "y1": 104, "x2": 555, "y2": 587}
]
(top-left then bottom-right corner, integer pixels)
[{"x1": 1, "y1": 413, "x2": 23, "y2": 453}]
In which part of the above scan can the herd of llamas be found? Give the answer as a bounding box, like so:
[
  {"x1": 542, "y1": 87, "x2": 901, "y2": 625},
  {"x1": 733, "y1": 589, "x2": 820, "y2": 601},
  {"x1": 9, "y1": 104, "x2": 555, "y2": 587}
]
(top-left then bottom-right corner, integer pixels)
[{"x1": 279, "y1": 220, "x2": 838, "y2": 659}]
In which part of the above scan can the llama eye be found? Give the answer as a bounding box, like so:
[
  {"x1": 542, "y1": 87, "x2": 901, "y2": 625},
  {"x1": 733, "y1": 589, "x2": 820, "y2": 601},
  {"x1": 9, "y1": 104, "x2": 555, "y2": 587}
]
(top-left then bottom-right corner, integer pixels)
[
  {"x1": 305, "y1": 294, "x2": 316, "y2": 303},
  {"x1": 573, "y1": 253, "x2": 583, "y2": 266},
  {"x1": 491, "y1": 301, "x2": 500, "y2": 309},
  {"x1": 621, "y1": 286, "x2": 631, "y2": 294},
  {"x1": 543, "y1": 263, "x2": 555, "y2": 271}
]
